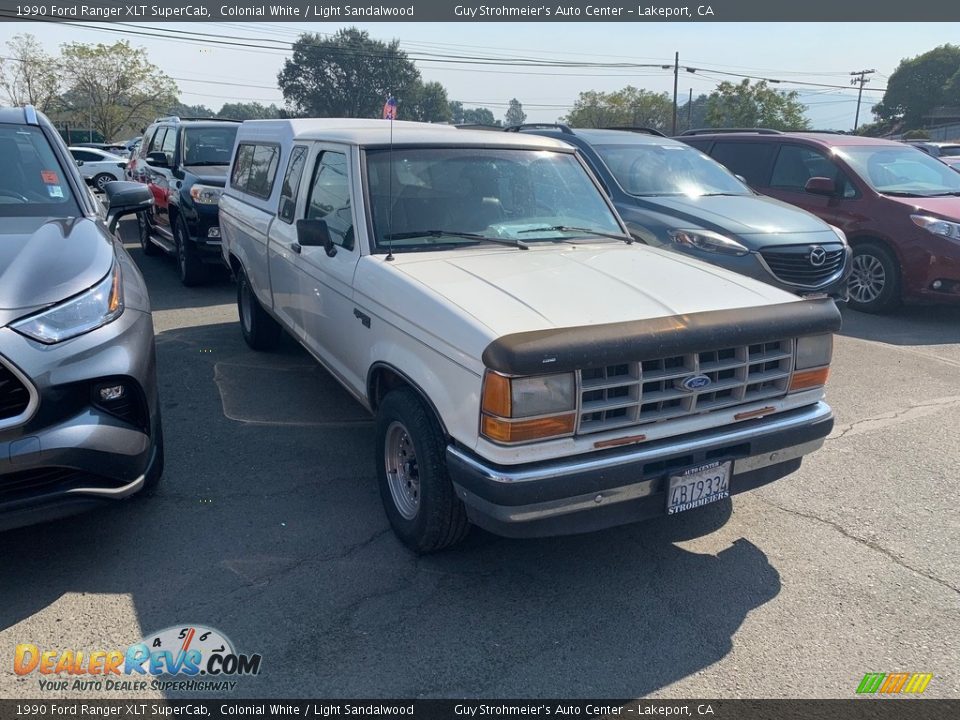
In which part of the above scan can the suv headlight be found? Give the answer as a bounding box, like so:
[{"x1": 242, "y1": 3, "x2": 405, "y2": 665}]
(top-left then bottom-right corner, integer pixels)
[
  {"x1": 190, "y1": 184, "x2": 223, "y2": 205},
  {"x1": 911, "y1": 214, "x2": 960, "y2": 240},
  {"x1": 12, "y1": 263, "x2": 124, "y2": 344},
  {"x1": 480, "y1": 370, "x2": 576, "y2": 444},
  {"x1": 828, "y1": 225, "x2": 848, "y2": 245},
  {"x1": 669, "y1": 229, "x2": 749, "y2": 256}
]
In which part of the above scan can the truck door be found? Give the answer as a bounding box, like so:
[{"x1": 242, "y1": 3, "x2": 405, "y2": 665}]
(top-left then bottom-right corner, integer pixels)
[{"x1": 294, "y1": 146, "x2": 365, "y2": 395}]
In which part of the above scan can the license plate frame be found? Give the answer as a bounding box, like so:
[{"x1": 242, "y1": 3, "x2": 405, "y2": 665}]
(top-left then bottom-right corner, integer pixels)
[{"x1": 666, "y1": 460, "x2": 731, "y2": 515}]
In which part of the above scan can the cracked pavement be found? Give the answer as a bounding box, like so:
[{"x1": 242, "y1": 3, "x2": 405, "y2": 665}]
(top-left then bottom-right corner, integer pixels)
[{"x1": 0, "y1": 220, "x2": 957, "y2": 700}]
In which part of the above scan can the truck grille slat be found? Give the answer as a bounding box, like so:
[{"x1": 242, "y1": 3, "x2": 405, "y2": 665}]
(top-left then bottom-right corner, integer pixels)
[{"x1": 577, "y1": 339, "x2": 794, "y2": 434}]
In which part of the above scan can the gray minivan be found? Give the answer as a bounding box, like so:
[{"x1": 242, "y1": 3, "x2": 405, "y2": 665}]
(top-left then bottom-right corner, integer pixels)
[{"x1": 509, "y1": 125, "x2": 852, "y2": 300}]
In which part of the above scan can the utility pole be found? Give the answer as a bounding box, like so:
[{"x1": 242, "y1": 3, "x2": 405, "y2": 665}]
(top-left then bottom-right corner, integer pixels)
[
  {"x1": 687, "y1": 88, "x2": 693, "y2": 131},
  {"x1": 850, "y1": 69, "x2": 875, "y2": 132},
  {"x1": 672, "y1": 51, "x2": 679, "y2": 135}
]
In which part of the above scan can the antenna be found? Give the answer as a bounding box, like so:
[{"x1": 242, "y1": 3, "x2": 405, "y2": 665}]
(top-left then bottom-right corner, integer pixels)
[{"x1": 384, "y1": 94, "x2": 397, "y2": 262}]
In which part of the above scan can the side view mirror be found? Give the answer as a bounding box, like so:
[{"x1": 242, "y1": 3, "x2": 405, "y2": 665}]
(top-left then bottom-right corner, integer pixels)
[
  {"x1": 75, "y1": 160, "x2": 84, "y2": 167},
  {"x1": 104, "y1": 181, "x2": 154, "y2": 234},
  {"x1": 145, "y1": 152, "x2": 168, "y2": 168},
  {"x1": 296, "y1": 218, "x2": 336, "y2": 257},
  {"x1": 804, "y1": 176, "x2": 836, "y2": 196}
]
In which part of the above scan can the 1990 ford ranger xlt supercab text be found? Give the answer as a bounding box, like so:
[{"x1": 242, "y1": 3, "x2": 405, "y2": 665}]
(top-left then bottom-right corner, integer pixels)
[{"x1": 219, "y1": 119, "x2": 840, "y2": 552}]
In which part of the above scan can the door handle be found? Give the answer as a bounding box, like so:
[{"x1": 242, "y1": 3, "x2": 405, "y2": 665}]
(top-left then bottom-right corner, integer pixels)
[
  {"x1": 353, "y1": 309, "x2": 371, "y2": 328},
  {"x1": 291, "y1": 242, "x2": 302, "y2": 254}
]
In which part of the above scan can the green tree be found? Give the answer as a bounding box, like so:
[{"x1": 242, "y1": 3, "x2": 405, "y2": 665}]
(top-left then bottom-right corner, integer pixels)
[
  {"x1": 448, "y1": 100, "x2": 465, "y2": 124},
  {"x1": 0, "y1": 34, "x2": 62, "y2": 113},
  {"x1": 462, "y1": 107, "x2": 499, "y2": 126},
  {"x1": 563, "y1": 87, "x2": 672, "y2": 129},
  {"x1": 168, "y1": 102, "x2": 216, "y2": 118},
  {"x1": 278, "y1": 28, "x2": 421, "y2": 118},
  {"x1": 705, "y1": 79, "x2": 809, "y2": 130},
  {"x1": 504, "y1": 98, "x2": 526, "y2": 126},
  {"x1": 217, "y1": 102, "x2": 282, "y2": 120},
  {"x1": 874, "y1": 45, "x2": 960, "y2": 129},
  {"x1": 59, "y1": 41, "x2": 177, "y2": 141},
  {"x1": 678, "y1": 93, "x2": 709, "y2": 132},
  {"x1": 405, "y1": 82, "x2": 451, "y2": 123}
]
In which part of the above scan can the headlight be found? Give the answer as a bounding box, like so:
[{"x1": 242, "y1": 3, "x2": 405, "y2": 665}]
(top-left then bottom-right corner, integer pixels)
[
  {"x1": 189, "y1": 184, "x2": 223, "y2": 205},
  {"x1": 789, "y1": 334, "x2": 832, "y2": 392},
  {"x1": 911, "y1": 214, "x2": 960, "y2": 240},
  {"x1": 12, "y1": 263, "x2": 124, "y2": 344},
  {"x1": 669, "y1": 229, "x2": 749, "y2": 256},
  {"x1": 480, "y1": 370, "x2": 576, "y2": 444},
  {"x1": 828, "y1": 225, "x2": 848, "y2": 245}
]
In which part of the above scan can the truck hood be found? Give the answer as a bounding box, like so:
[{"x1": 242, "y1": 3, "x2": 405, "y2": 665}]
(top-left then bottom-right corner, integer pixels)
[
  {"x1": 389, "y1": 243, "x2": 800, "y2": 337},
  {"x1": 0, "y1": 217, "x2": 114, "y2": 322},
  {"x1": 186, "y1": 165, "x2": 229, "y2": 186},
  {"x1": 631, "y1": 194, "x2": 829, "y2": 236}
]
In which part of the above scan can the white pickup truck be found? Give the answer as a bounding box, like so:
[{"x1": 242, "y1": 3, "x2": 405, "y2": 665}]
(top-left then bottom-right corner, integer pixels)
[{"x1": 219, "y1": 119, "x2": 840, "y2": 553}]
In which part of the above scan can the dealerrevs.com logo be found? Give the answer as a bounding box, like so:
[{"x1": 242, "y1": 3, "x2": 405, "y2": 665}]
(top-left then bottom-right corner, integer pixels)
[{"x1": 14, "y1": 625, "x2": 262, "y2": 693}]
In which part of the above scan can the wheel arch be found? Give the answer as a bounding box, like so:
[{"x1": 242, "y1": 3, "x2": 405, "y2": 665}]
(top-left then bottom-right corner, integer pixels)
[{"x1": 367, "y1": 363, "x2": 450, "y2": 438}]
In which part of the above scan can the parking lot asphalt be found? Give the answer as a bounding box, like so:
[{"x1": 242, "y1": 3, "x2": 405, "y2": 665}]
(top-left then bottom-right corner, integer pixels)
[{"x1": 1, "y1": 218, "x2": 958, "y2": 700}]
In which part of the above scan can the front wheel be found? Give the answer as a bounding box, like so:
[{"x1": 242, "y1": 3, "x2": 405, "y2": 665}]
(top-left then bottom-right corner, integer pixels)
[
  {"x1": 847, "y1": 242, "x2": 900, "y2": 314},
  {"x1": 375, "y1": 388, "x2": 469, "y2": 553},
  {"x1": 138, "y1": 212, "x2": 160, "y2": 256},
  {"x1": 93, "y1": 173, "x2": 115, "y2": 192},
  {"x1": 174, "y1": 216, "x2": 209, "y2": 287}
]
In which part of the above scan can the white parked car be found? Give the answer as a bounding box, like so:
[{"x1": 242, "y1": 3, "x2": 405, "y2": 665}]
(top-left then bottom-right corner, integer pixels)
[
  {"x1": 69, "y1": 147, "x2": 127, "y2": 191},
  {"x1": 219, "y1": 119, "x2": 841, "y2": 553}
]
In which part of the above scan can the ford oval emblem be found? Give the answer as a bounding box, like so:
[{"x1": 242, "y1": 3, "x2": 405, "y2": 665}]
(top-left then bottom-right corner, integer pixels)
[{"x1": 677, "y1": 374, "x2": 712, "y2": 392}]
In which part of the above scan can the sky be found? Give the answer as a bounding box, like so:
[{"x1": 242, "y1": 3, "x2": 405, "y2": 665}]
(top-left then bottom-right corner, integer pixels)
[{"x1": 2, "y1": 21, "x2": 959, "y2": 130}]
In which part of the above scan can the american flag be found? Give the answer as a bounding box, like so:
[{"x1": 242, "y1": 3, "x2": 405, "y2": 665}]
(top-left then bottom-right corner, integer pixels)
[{"x1": 382, "y1": 96, "x2": 397, "y2": 120}]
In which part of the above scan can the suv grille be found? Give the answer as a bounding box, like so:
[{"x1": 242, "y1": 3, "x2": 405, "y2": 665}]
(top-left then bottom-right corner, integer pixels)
[
  {"x1": 578, "y1": 340, "x2": 794, "y2": 435},
  {"x1": 0, "y1": 358, "x2": 32, "y2": 423},
  {"x1": 760, "y1": 244, "x2": 845, "y2": 288}
]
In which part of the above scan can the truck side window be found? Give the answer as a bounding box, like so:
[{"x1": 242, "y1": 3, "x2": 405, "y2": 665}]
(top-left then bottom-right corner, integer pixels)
[
  {"x1": 278, "y1": 145, "x2": 307, "y2": 223},
  {"x1": 147, "y1": 128, "x2": 166, "y2": 156},
  {"x1": 306, "y1": 151, "x2": 354, "y2": 251},
  {"x1": 160, "y1": 126, "x2": 178, "y2": 164}
]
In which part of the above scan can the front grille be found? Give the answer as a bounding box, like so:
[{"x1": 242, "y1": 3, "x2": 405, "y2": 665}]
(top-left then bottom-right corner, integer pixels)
[
  {"x1": 578, "y1": 339, "x2": 794, "y2": 435},
  {"x1": 760, "y1": 244, "x2": 845, "y2": 287},
  {"x1": 0, "y1": 358, "x2": 32, "y2": 422}
]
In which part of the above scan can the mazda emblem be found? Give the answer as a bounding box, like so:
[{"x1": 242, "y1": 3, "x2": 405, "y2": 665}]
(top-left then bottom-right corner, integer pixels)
[{"x1": 809, "y1": 246, "x2": 827, "y2": 267}]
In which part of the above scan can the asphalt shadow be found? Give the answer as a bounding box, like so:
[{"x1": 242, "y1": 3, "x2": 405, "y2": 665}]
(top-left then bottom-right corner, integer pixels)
[
  {"x1": 838, "y1": 303, "x2": 960, "y2": 346},
  {"x1": 0, "y1": 312, "x2": 781, "y2": 698}
]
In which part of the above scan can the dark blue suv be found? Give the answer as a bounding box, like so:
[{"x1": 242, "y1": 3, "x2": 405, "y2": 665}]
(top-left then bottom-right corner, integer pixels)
[
  {"x1": 507, "y1": 124, "x2": 851, "y2": 300},
  {"x1": 127, "y1": 117, "x2": 240, "y2": 285}
]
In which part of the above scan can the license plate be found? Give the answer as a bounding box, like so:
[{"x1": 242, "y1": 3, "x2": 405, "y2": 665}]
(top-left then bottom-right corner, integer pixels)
[{"x1": 666, "y1": 461, "x2": 731, "y2": 515}]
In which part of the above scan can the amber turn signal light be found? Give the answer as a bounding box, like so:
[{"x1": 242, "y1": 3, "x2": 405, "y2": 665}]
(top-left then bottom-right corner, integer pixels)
[
  {"x1": 481, "y1": 371, "x2": 511, "y2": 417},
  {"x1": 481, "y1": 414, "x2": 576, "y2": 444},
  {"x1": 789, "y1": 366, "x2": 830, "y2": 392}
]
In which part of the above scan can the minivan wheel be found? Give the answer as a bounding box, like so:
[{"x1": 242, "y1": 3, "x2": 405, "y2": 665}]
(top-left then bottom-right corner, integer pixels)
[
  {"x1": 848, "y1": 243, "x2": 900, "y2": 314},
  {"x1": 375, "y1": 388, "x2": 469, "y2": 553},
  {"x1": 174, "y1": 216, "x2": 209, "y2": 287},
  {"x1": 138, "y1": 212, "x2": 160, "y2": 256},
  {"x1": 237, "y1": 266, "x2": 282, "y2": 351}
]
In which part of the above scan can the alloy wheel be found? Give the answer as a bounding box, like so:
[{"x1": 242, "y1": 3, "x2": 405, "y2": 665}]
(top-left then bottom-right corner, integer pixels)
[
  {"x1": 849, "y1": 253, "x2": 885, "y2": 305},
  {"x1": 384, "y1": 421, "x2": 420, "y2": 520}
]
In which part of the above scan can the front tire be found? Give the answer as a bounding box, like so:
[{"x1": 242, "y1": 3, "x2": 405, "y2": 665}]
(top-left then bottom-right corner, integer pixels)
[
  {"x1": 174, "y1": 216, "x2": 209, "y2": 287},
  {"x1": 138, "y1": 212, "x2": 160, "y2": 256},
  {"x1": 848, "y1": 242, "x2": 900, "y2": 314},
  {"x1": 375, "y1": 388, "x2": 469, "y2": 553},
  {"x1": 237, "y1": 266, "x2": 282, "y2": 351}
]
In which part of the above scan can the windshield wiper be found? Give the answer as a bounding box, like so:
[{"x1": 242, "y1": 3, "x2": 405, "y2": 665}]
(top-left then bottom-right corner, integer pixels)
[
  {"x1": 517, "y1": 225, "x2": 633, "y2": 244},
  {"x1": 881, "y1": 190, "x2": 928, "y2": 197},
  {"x1": 382, "y1": 229, "x2": 528, "y2": 249}
]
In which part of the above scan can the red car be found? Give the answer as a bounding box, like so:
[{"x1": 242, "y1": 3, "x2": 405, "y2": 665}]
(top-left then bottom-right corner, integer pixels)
[{"x1": 681, "y1": 130, "x2": 960, "y2": 313}]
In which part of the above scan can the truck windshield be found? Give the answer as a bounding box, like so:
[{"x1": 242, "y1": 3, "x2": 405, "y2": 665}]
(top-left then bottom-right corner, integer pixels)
[
  {"x1": 594, "y1": 143, "x2": 751, "y2": 197},
  {"x1": 183, "y1": 126, "x2": 238, "y2": 166},
  {"x1": 0, "y1": 124, "x2": 78, "y2": 217},
  {"x1": 365, "y1": 147, "x2": 625, "y2": 252},
  {"x1": 839, "y1": 145, "x2": 960, "y2": 196}
]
